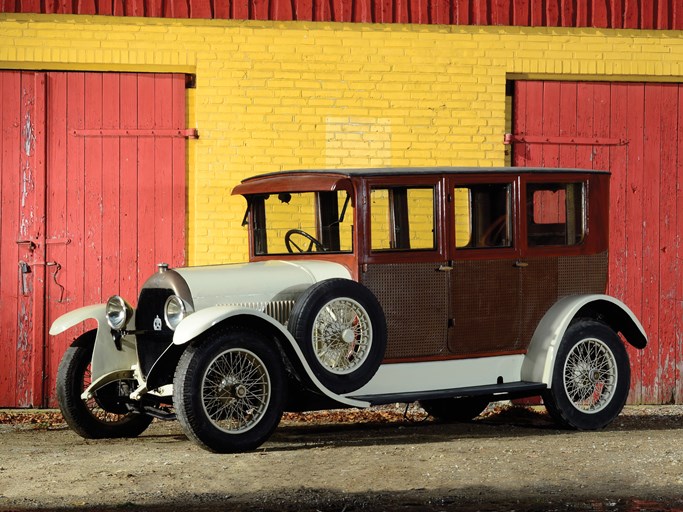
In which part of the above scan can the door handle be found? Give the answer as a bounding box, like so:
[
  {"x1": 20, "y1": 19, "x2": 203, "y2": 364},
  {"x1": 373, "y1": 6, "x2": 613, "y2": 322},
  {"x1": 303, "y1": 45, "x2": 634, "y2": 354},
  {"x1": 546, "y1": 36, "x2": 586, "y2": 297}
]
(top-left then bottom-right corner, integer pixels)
[
  {"x1": 514, "y1": 260, "x2": 529, "y2": 268},
  {"x1": 438, "y1": 261, "x2": 454, "y2": 272}
]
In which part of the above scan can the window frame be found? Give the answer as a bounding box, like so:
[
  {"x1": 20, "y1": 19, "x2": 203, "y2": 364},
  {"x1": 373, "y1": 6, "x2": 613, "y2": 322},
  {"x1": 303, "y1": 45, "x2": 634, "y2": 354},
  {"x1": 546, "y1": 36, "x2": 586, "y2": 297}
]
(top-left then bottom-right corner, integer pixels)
[
  {"x1": 362, "y1": 176, "x2": 446, "y2": 264},
  {"x1": 447, "y1": 175, "x2": 520, "y2": 261},
  {"x1": 521, "y1": 176, "x2": 589, "y2": 257}
]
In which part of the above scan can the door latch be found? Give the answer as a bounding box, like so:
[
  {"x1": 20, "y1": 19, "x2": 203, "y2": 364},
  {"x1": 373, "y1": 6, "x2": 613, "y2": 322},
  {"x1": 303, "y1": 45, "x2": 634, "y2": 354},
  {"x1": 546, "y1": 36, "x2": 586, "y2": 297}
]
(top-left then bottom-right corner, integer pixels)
[{"x1": 18, "y1": 261, "x2": 31, "y2": 295}]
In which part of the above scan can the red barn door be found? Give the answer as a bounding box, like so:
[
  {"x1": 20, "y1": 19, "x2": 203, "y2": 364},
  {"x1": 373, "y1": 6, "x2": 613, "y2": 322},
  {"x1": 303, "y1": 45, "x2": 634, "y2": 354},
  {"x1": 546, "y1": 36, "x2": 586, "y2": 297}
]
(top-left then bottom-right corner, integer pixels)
[
  {"x1": 0, "y1": 71, "x2": 187, "y2": 407},
  {"x1": 511, "y1": 80, "x2": 683, "y2": 404}
]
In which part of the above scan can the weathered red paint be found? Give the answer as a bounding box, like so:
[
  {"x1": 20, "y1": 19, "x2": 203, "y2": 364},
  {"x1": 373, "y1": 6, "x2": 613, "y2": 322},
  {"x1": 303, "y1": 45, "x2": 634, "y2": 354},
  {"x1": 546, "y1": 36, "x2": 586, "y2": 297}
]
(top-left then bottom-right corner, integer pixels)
[
  {"x1": 511, "y1": 80, "x2": 683, "y2": 404},
  {"x1": 0, "y1": 0, "x2": 681, "y2": 29},
  {"x1": 0, "y1": 71, "x2": 187, "y2": 408}
]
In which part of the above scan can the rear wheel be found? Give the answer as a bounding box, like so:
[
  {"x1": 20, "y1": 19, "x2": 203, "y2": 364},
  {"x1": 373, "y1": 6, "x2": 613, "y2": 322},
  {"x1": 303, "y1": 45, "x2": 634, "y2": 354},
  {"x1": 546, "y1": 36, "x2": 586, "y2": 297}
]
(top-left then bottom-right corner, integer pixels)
[
  {"x1": 56, "y1": 330, "x2": 153, "y2": 439},
  {"x1": 543, "y1": 320, "x2": 630, "y2": 430},
  {"x1": 420, "y1": 396, "x2": 491, "y2": 422},
  {"x1": 173, "y1": 326, "x2": 286, "y2": 453}
]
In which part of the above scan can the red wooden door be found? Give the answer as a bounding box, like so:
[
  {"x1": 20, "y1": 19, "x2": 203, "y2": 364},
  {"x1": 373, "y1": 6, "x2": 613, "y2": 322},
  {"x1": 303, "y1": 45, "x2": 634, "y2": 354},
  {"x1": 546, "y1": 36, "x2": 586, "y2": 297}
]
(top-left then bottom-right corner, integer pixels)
[
  {"x1": 511, "y1": 81, "x2": 683, "y2": 404},
  {"x1": 0, "y1": 71, "x2": 187, "y2": 407}
]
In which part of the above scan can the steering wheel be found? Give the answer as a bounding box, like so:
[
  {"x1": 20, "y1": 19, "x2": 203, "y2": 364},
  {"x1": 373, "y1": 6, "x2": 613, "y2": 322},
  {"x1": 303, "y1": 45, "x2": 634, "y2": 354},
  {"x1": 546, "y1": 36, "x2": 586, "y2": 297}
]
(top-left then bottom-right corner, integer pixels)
[{"x1": 284, "y1": 229, "x2": 325, "y2": 253}]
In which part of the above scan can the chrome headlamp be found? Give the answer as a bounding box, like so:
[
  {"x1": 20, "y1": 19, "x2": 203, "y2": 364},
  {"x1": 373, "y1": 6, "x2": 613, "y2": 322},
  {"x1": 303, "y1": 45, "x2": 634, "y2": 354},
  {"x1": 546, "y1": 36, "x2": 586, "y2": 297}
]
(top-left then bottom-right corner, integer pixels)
[
  {"x1": 164, "y1": 295, "x2": 193, "y2": 331},
  {"x1": 105, "y1": 295, "x2": 133, "y2": 331}
]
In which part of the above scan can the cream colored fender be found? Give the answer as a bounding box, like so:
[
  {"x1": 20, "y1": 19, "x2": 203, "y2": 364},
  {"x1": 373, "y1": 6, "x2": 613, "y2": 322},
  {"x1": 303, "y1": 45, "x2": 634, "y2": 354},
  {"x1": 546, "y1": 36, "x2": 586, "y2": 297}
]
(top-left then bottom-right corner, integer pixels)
[
  {"x1": 521, "y1": 294, "x2": 647, "y2": 386},
  {"x1": 49, "y1": 304, "x2": 138, "y2": 399},
  {"x1": 172, "y1": 305, "x2": 368, "y2": 408}
]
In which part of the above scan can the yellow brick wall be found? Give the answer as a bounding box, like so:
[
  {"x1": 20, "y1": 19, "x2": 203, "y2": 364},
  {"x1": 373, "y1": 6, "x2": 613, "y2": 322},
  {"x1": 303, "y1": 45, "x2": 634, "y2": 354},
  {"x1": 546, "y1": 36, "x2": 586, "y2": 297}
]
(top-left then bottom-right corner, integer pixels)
[{"x1": 1, "y1": 14, "x2": 682, "y2": 264}]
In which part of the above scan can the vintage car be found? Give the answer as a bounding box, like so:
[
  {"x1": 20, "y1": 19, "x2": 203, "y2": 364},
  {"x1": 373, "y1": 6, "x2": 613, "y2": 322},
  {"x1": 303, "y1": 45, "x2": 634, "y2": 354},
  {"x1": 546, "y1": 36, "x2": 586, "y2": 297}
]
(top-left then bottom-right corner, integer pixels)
[{"x1": 51, "y1": 167, "x2": 647, "y2": 453}]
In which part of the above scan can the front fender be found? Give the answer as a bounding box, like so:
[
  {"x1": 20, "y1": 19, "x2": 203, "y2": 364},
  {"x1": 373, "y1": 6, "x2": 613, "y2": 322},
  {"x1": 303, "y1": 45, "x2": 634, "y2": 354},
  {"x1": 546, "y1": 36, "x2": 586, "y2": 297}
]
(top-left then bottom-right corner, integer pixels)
[
  {"x1": 172, "y1": 306, "x2": 368, "y2": 408},
  {"x1": 521, "y1": 294, "x2": 647, "y2": 385},
  {"x1": 49, "y1": 303, "x2": 139, "y2": 396},
  {"x1": 49, "y1": 304, "x2": 108, "y2": 335}
]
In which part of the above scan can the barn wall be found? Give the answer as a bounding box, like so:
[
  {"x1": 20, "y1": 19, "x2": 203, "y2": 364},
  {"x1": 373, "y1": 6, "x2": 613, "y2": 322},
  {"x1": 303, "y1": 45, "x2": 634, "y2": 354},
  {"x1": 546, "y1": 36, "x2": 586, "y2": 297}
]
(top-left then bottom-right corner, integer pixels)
[
  {"x1": 2, "y1": 14, "x2": 683, "y2": 402},
  {"x1": 2, "y1": 14, "x2": 681, "y2": 265},
  {"x1": 0, "y1": 0, "x2": 682, "y2": 29}
]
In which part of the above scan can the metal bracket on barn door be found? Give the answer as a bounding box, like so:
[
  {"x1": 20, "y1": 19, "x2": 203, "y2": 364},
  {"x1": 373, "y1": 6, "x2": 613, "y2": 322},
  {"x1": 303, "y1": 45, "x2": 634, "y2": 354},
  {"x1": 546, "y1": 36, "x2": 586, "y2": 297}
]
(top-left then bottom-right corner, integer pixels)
[
  {"x1": 71, "y1": 128, "x2": 199, "y2": 139},
  {"x1": 503, "y1": 133, "x2": 628, "y2": 146}
]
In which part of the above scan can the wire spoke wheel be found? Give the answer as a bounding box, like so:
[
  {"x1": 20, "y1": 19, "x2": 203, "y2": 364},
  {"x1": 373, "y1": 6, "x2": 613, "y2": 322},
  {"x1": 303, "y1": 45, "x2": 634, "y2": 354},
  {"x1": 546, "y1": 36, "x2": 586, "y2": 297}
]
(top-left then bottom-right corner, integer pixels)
[
  {"x1": 563, "y1": 338, "x2": 617, "y2": 413},
  {"x1": 312, "y1": 298, "x2": 373, "y2": 375},
  {"x1": 544, "y1": 319, "x2": 630, "y2": 430},
  {"x1": 174, "y1": 327, "x2": 285, "y2": 452},
  {"x1": 56, "y1": 330, "x2": 153, "y2": 439},
  {"x1": 201, "y1": 348, "x2": 271, "y2": 434}
]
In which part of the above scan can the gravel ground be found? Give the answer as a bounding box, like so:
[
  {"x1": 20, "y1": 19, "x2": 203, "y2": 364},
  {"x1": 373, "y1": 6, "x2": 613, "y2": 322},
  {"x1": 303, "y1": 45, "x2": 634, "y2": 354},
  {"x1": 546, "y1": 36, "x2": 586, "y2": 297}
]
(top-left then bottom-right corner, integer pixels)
[{"x1": 1, "y1": 404, "x2": 682, "y2": 511}]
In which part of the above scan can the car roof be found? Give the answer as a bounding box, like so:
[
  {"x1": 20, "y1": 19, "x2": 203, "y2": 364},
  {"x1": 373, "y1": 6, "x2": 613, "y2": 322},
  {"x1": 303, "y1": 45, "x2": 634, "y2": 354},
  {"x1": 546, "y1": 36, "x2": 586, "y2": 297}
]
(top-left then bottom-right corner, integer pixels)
[
  {"x1": 241, "y1": 166, "x2": 608, "y2": 180},
  {"x1": 232, "y1": 167, "x2": 609, "y2": 195}
]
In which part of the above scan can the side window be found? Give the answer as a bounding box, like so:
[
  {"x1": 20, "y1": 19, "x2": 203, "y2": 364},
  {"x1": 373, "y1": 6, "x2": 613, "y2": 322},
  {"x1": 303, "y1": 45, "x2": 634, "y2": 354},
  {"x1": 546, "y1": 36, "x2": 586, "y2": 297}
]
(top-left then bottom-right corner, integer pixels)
[
  {"x1": 370, "y1": 186, "x2": 435, "y2": 251},
  {"x1": 454, "y1": 183, "x2": 512, "y2": 249},
  {"x1": 527, "y1": 182, "x2": 585, "y2": 247}
]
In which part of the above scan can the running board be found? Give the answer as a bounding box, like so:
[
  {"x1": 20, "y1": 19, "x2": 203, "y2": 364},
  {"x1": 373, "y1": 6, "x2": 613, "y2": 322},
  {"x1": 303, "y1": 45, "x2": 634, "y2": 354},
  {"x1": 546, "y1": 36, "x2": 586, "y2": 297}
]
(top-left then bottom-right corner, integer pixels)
[{"x1": 349, "y1": 381, "x2": 547, "y2": 406}]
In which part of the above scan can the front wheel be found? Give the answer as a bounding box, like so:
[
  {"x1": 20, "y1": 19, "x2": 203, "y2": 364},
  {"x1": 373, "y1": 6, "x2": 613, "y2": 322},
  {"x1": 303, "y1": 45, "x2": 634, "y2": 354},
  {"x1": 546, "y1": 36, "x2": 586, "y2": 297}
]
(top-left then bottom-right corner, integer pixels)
[
  {"x1": 543, "y1": 320, "x2": 630, "y2": 430},
  {"x1": 56, "y1": 330, "x2": 153, "y2": 439},
  {"x1": 173, "y1": 326, "x2": 286, "y2": 453}
]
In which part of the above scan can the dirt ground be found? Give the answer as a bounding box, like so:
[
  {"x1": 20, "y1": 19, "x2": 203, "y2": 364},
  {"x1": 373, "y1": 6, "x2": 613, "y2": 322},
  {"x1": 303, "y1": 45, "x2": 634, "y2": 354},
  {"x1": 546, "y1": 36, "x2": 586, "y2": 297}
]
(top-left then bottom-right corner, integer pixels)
[{"x1": 1, "y1": 404, "x2": 683, "y2": 512}]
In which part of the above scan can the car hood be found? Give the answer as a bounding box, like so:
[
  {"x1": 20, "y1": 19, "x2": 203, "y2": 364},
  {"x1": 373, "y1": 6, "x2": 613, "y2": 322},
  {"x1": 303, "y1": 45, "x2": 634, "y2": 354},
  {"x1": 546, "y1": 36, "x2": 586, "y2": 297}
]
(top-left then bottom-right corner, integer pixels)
[{"x1": 173, "y1": 260, "x2": 351, "y2": 310}]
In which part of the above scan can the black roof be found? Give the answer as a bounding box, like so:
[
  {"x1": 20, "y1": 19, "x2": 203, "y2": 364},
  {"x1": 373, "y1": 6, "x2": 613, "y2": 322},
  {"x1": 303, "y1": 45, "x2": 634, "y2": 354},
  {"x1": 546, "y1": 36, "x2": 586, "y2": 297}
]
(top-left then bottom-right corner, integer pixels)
[{"x1": 242, "y1": 166, "x2": 609, "y2": 181}]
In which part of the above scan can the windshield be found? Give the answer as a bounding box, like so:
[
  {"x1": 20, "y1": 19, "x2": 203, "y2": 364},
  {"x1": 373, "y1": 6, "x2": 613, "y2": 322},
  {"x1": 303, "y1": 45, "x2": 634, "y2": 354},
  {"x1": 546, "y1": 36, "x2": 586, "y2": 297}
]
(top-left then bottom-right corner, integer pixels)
[{"x1": 249, "y1": 190, "x2": 354, "y2": 255}]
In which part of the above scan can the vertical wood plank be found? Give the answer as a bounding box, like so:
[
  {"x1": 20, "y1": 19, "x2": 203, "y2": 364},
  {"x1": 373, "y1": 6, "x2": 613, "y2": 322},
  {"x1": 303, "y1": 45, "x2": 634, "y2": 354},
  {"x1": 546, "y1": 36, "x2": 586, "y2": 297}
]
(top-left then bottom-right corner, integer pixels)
[
  {"x1": 101, "y1": 73, "x2": 121, "y2": 302},
  {"x1": 545, "y1": 0, "x2": 560, "y2": 25},
  {"x1": 43, "y1": 72, "x2": 71, "y2": 407},
  {"x1": 454, "y1": 0, "x2": 470, "y2": 24},
  {"x1": 574, "y1": 82, "x2": 594, "y2": 168},
  {"x1": 624, "y1": 83, "x2": 645, "y2": 402},
  {"x1": 560, "y1": 0, "x2": 574, "y2": 26},
  {"x1": 558, "y1": 81, "x2": 577, "y2": 168},
  {"x1": 294, "y1": 0, "x2": 314, "y2": 20},
  {"x1": 189, "y1": 0, "x2": 212, "y2": 17},
  {"x1": 16, "y1": 72, "x2": 38, "y2": 406},
  {"x1": 622, "y1": 0, "x2": 640, "y2": 28},
  {"x1": 511, "y1": 80, "x2": 528, "y2": 166},
  {"x1": 529, "y1": 0, "x2": 544, "y2": 25},
  {"x1": 525, "y1": 81, "x2": 545, "y2": 167},
  {"x1": 353, "y1": 0, "x2": 372, "y2": 22},
  {"x1": 541, "y1": 81, "x2": 561, "y2": 168},
  {"x1": 119, "y1": 74, "x2": 139, "y2": 301},
  {"x1": 429, "y1": 0, "x2": 450, "y2": 25},
  {"x1": 83, "y1": 73, "x2": 104, "y2": 319},
  {"x1": 252, "y1": 0, "x2": 269, "y2": 19},
  {"x1": 171, "y1": 74, "x2": 187, "y2": 268},
  {"x1": 0, "y1": 71, "x2": 21, "y2": 406},
  {"x1": 591, "y1": 0, "x2": 609, "y2": 27},
  {"x1": 676, "y1": 85, "x2": 683, "y2": 403},
  {"x1": 154, "y1": 75, "x2": 174, "y2": 266},
  {"x1": 137, "y1": 73, "x2": 156, "y2": 284},
  {"x1": 657, "y1": 84, "x2": 678, "y2": 404},
  {"x1": 271, "y1": 0, "x2": 294, "y2": 20},
  {"x1": 607, "y1": 82, "x2": 629, "y2": 330},
  {"x1": 512, "y1": 0, "x2": 530, "y2": 25},
  {"x1": 640, "y1": 84, "x2": 661, "y2": 403}
]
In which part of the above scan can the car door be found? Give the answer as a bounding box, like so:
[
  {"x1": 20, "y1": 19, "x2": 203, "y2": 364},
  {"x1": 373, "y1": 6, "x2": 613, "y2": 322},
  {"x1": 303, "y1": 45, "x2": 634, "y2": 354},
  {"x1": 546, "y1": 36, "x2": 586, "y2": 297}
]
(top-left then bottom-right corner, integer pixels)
[
  {"x1": 446, "y1": 175, "x2": 525, "y2": 356},
  {"x1": 359, "y1": 176, "x2": 450, "y2": 360}
]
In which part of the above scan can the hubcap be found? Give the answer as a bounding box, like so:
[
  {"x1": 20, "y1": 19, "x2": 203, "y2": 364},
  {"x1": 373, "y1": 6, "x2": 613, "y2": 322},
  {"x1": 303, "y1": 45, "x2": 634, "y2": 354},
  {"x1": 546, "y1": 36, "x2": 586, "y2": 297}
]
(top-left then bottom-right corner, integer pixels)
[{"x1": 312, "y1": 298, "x2": 373, "y2": 375}]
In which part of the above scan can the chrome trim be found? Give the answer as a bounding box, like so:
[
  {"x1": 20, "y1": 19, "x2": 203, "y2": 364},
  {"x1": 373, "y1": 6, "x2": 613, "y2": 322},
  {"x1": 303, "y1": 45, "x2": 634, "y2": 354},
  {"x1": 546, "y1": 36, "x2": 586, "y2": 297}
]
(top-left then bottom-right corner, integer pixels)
[{"x1": 218, "y1": 300, "x2": 295, "y2": 325}]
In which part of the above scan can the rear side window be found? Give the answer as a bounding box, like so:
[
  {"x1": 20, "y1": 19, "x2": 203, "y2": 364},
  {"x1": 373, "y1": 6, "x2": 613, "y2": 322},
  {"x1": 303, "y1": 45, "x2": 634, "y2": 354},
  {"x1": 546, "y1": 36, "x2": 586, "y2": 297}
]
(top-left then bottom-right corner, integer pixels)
[
  {"x1": 454, "y1": 183, "x2": 512, "y2": 249},
  {"x1": 370, "y1": 186, "x2": 436, "y2": 251},
  {"x1": 527, "y1": 182, "x2": 585, "y2": 247}
]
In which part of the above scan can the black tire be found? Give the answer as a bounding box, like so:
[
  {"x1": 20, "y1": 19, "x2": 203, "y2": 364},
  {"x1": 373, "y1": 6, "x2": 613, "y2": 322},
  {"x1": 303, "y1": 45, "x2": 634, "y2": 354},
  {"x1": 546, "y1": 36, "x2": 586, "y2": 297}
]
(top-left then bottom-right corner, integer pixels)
[
  {"x1": 173, "y1": 326, "x2": 286, "y2": 453},
  {"x1": 420, "y1": 396, "x2": 491, "y2": 422},
  {"x1": 287, "y1": 279, "x2": 387, "y2": 394},
  {"x1": 543, "y1": 319, "x2": 630, "y2": 430},
  {"x1": 56, "y1": 330, "x2": 153, "y2": 439}
]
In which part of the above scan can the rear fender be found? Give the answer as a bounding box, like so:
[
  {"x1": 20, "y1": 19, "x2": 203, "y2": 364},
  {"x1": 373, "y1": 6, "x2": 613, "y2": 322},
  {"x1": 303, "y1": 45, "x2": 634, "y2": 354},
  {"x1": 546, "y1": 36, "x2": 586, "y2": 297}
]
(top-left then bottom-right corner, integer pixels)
[
  {"x1": 521, "y1": 294, "x2": 647, "y2": 386},
  {"x1": 173, "y1": 306, "x2": 367, "y2": 408}
]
